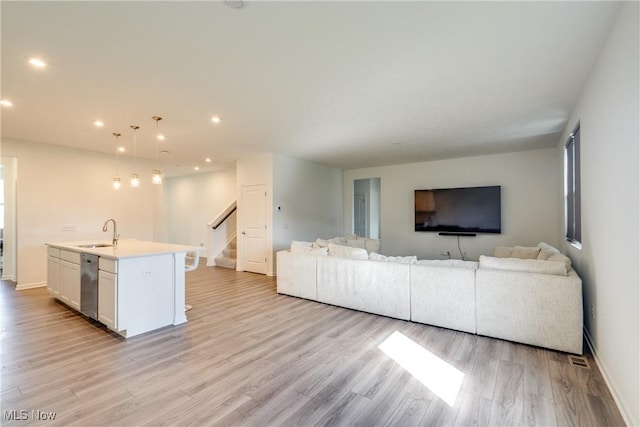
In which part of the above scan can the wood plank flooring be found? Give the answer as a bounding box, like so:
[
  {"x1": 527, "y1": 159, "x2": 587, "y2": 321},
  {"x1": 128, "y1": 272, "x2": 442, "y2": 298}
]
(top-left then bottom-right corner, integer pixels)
[{"x1": 0, "y1": 265, "x2": 626, "y2": 426}]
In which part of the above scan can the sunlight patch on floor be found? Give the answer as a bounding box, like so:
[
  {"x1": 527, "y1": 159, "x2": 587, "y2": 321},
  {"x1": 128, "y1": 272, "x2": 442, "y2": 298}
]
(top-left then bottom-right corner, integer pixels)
[{"x1": 378, "y1": 330, "x2": 464, "y2": 407}]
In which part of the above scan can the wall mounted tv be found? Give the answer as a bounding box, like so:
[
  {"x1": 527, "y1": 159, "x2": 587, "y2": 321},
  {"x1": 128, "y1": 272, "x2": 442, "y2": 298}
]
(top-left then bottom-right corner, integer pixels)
[{"x1": 415, "y1": 186, "x2": 501, "y2": 234}]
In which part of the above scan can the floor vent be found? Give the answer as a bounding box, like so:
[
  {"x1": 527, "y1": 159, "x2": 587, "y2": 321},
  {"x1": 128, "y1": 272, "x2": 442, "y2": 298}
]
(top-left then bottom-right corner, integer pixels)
[{"x1": 568, "y1": 354, "x2": 590, "y2": 369}]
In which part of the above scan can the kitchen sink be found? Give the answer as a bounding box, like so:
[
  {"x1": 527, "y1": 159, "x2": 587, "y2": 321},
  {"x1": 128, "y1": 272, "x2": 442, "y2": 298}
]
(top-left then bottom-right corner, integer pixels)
[{"x1": 76, "y1": 243, "x2": 113, "y2": 248}]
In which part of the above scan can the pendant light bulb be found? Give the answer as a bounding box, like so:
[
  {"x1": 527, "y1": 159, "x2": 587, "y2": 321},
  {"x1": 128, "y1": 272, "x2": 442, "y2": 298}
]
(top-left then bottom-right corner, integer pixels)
[
  {"x1": 130, "y1": 173, "x2": 140, "y2": 188},
  {"x1": 130, "y1": 125, "x2": 140, "y2": 188},
  {"x1": 112, "y1": 132, "x2": 122, "y2": 190},
  {"x1": 152, "y1": 169, "x2": 163, "y2": 185},
  {"x1": 151, "y1": 116, "x2": 163, "y2": 184}
]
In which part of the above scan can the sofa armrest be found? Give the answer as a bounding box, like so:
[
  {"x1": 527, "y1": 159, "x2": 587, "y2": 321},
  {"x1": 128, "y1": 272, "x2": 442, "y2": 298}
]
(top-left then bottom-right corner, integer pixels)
[
  {"x1": 276, "y1": 251, "x2": 318, "y2": 301},
  {"x1": 476, "y1": 268, "x2": 583, "y2": 354}
]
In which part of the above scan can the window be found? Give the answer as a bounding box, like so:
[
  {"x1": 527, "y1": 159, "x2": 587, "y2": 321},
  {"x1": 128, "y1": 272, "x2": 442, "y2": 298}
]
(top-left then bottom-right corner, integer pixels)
[{"x1": 565, "y1": 124, "x2": 581, "y2": 245}]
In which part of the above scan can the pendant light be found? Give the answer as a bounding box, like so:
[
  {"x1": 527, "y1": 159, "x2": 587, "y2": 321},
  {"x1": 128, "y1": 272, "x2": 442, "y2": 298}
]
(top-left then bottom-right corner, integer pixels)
[
  {"x1": 151, "y1": 116, "x2": 163, "y2": 185},
  {"x1": 130, "y1": 125, "x2": 140, "y2": 188},
  {"x1": 112, "y1": 132, "x2": 122, "y2": 190}
]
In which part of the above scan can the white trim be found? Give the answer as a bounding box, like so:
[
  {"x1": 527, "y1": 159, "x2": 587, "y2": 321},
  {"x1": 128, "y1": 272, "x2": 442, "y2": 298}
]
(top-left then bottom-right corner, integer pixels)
[
  {"x1": 584, "y1": 327, "x2": 635, "y2": 427},
  {"x1": 16, "y1": 281, "x2": 47, "y2": 290}
]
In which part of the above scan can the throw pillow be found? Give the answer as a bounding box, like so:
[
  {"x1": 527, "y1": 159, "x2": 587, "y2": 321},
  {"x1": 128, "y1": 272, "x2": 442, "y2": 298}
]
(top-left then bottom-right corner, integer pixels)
[
  {"x1": 346, "y1": 239, "x2": 366, "y2": 249},
  {"x1": 290, "y1": 240, "x2": 313, "y2": 251},
  {"x1": 368, "y1": 252, "x2": 388, "y2": 262},
  {"x1": 315, "y1": 238, "x2": 329, "y2": 248},
  {"x1": 328, "y1": 243, "x2": 369, "y2": 260},
  {"x1": 358, "y1": 237, "x2": 381, "y2": 254},
  {"x1": 291, "y1": 244, "x2": 328, "y2": 256},
  {"x1": 548, "y1": 254, "x2": 572, "y2": 272},
  {"x1": 369, "y1": 252, "x2": 417, "y2": 264},
  {"x1": 537, "y1": 242, "x2": 561, "y2": 260},
  {"x1": 511, "y1": 246, "x2": 541, "y2": 259},
  {"x1": 493, "y1": 246, "x2": 514, "y2": 258}
]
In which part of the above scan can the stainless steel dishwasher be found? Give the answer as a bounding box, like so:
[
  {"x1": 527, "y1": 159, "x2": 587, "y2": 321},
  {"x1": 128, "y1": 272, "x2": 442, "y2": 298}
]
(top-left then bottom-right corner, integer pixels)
[{"x1": 80, "y1": 253, "x2": 99, "y2": 320}]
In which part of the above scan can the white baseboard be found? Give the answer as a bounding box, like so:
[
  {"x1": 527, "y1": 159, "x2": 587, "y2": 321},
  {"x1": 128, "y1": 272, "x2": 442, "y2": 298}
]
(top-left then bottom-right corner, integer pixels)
[
  {"x1": 584, "y1": 327, "x2": 636, "y2": 427},
  {"x1": 16, "y1": 281, "x2": 47, "y2": 290}
]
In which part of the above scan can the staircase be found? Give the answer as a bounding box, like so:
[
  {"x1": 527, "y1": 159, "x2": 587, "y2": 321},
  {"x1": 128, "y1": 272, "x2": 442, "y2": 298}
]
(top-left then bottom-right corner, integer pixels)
[{"x1": 214, "y1": 238, "x2": 237, "y2": 270}]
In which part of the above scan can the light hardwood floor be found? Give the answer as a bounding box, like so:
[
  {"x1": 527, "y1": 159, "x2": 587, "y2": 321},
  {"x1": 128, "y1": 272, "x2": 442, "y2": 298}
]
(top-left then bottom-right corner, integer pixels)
[{"x1": 1, "y1": 265, "x2": 626, "y2": 426}]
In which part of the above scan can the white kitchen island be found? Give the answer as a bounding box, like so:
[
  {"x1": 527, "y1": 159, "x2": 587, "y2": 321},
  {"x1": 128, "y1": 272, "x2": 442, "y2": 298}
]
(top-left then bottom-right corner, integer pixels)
[{"x1": 46, "y1": 239, "x2": 199, "y2": 338}]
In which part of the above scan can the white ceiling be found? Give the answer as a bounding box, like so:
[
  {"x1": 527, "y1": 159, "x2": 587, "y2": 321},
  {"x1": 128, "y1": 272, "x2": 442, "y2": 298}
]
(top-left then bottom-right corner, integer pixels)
[{"x1": 1, "y1": 1, "x2": 620, "y2": 176}]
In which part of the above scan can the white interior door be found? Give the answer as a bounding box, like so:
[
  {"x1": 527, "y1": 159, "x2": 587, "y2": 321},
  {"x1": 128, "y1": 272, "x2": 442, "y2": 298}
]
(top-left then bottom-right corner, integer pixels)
[{"x1": 241, "y1": 185, "x2": 268, "y2": 274}]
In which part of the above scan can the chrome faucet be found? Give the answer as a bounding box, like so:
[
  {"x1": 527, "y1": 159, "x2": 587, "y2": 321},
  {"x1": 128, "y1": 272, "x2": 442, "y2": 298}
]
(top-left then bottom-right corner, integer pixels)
[{"x1": 102, "y1": 218, "x2": 119, "y2": 246}]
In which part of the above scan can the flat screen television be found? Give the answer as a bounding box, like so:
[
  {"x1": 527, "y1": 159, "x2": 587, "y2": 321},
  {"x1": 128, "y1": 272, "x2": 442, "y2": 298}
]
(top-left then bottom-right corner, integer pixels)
[{"x1": 415, "y1": 186, "x2": 501, "y2": 234}]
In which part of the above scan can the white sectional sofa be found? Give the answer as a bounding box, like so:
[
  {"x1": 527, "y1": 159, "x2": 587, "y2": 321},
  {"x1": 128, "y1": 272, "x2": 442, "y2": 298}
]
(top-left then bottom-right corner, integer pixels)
[{"x1": 276, "y1": 242, "x2": 583, "y2": 354}]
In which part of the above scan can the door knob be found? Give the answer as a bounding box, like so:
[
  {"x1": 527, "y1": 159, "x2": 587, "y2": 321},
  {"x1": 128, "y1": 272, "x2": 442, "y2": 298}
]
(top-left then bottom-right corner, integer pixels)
[{"x1": 242, "y1": 231, "x2": 246, "y2": 235}]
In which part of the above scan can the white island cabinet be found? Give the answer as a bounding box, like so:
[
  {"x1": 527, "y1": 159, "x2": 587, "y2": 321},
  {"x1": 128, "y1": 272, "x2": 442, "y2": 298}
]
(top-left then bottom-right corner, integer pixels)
[
  {"x1": 46, "y1": 239, "x2": 198, "y2": 338},
  {"x1": 47, "y1": 247, "x2": 81, "y2": 310}
]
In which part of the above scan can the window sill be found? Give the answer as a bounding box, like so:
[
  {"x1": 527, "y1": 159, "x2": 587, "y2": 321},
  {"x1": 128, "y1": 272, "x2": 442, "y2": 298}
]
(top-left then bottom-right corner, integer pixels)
[{"x1": 566, "y1": 239, "x2": 583, "y2": 250}]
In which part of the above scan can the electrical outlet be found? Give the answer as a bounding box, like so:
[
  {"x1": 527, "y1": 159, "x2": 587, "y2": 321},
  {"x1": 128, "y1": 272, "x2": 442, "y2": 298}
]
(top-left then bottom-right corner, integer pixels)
[{"x1": 591, "y1": 304, "x2": 595, "y2": 319}]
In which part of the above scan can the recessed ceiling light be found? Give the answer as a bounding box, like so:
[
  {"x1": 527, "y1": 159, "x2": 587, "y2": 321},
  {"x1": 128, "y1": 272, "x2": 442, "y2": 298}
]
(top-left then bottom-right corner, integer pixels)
[
  {"x1": 0, "y1": 100, "x2": 14, "y2": 107},
  {"x1": 28, "y1": 57, "x2": 47, "y2": 68},
  {"x1": 160, "y1": 150, "x2": 170, "y2": 155},
  {"x1": 157, "y1": 134, "x2": 166, "y2": 141},
  {"x1": 118, "y1": 147, "x2": 126, "y2": 153},
  {"x1": 94, "y1": 120, "x2": 104, "y2": 127},
  {"x1": 194, "y1": 166, "x2": 200, "y2": 171},
  {"x1": 211, "y1": 116, "x2": 221, "y2": 124},
  {"x1": 205, "y1": 158, "x2": 212, "y2": 163}
]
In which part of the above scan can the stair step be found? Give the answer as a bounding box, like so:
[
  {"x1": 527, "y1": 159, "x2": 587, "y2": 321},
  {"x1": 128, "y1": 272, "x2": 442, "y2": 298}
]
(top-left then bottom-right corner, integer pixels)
[
  {"x1": 223, "y1": 248, "x2": 237, "y2": 258},
  {"x1": 215, "y1": 256, "x2": 237, "y2": 270}
]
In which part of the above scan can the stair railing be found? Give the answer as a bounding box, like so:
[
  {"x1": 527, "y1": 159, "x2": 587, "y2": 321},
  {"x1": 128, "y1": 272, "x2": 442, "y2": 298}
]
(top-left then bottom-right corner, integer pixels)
[{"x1": 209, "y1": 200, "x2": 237, "y2": 230}]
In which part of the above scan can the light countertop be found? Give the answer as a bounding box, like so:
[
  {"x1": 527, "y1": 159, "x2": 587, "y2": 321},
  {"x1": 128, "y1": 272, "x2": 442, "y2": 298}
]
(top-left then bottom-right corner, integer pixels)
[{"x1": 47, "y1": 239, "x2": 202, "y2": 260}]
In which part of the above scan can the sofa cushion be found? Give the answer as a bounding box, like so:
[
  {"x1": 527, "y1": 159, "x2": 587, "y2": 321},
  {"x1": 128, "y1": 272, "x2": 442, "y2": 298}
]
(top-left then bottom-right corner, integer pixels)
[
  {"x1": 290, "y1": 245, "x2": 329, "y2": 256},
  {"x1": 479, "y1": 255, "x2": 568, "y2": 276},
  {"x1": 328, "y1": 243, "x2": 369, "y2": 260},
  {"x1": 369, "y1": 252, "x2": 417, "y2": 264},
  {"x1": 511, "y1": 246, "x2": 541, "y2": 259},
  {"x1": 493, "y1": 246, "x2": 514, "y2": 258},
  {"x1": 414, "y1": 259, "x2": 478, "y2": 269}
]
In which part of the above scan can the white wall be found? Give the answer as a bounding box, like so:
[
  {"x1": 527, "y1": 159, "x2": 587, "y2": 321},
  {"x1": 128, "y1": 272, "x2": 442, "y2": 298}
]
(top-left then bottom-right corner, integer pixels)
[
  {"x1": 163, "y1": 168, "x2": 237, "y2": 260},
  {"x1": 1, "y1": 156, "x2": 18, "y2": 281},
  {"x1": 2, "y1": 139, "x2": 160, "y2": 288},
  {"x1": 236, "y1": 153, "x2": 343, "y2": 276},
  {"x1": 273, "y1": 154, "x2": 342, "y2": 252},
  {"x1": 343, "y1": 148, "x2": 559, "y2": 260},
  {"x1": 558, "y1": 3, "x2": 639, "y2": 425}
]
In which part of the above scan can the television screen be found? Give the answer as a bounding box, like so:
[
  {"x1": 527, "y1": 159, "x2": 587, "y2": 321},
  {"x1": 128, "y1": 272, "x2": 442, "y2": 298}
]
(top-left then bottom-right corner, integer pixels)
[{"x1": 415, "y1": 186, "x2": 501, "y2": 234}]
